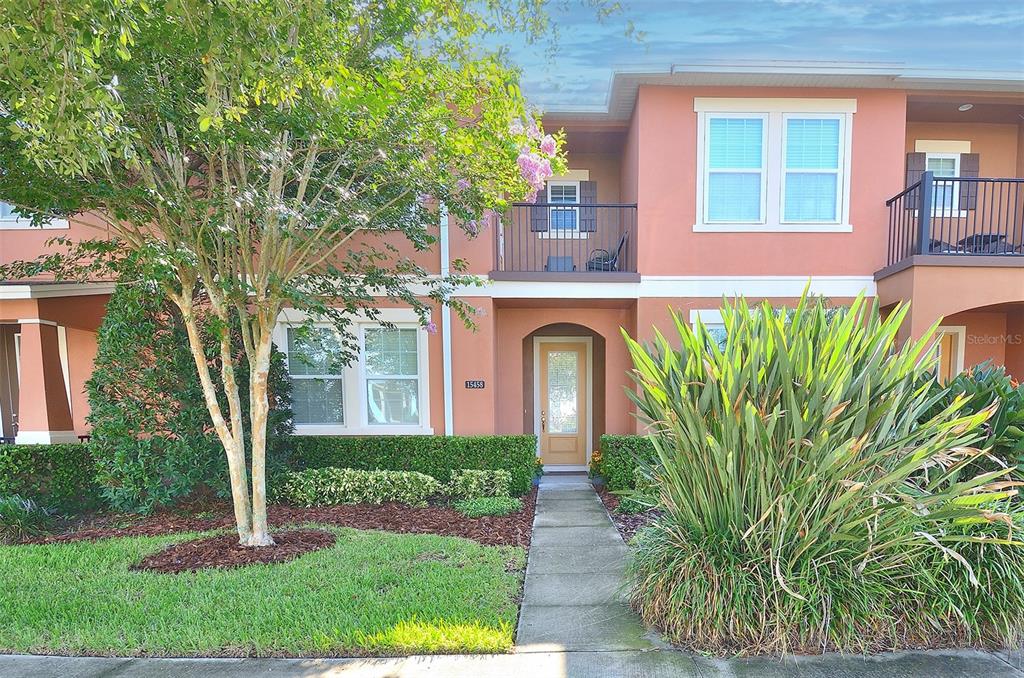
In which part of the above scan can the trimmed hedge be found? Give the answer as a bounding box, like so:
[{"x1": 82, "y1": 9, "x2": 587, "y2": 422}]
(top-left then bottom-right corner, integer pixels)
[
  {"x1": 453, "y1": 496, "x2": 522, "y2": 518},
  {"x1": 292, "y1": 435, "x2": 536, "y2": 496},
  {"x1": 448, "y1": 469, "x2": 511, "y2": 499},
  {"x1": 0, "y1": 443, "x2": 99, "y2": 511},
  {"x1": 280, "y1": 467, "x2": 442, "y2": 507},
  {"x1": 597, "y1": 435, "x2": 656, "y2": 492}
]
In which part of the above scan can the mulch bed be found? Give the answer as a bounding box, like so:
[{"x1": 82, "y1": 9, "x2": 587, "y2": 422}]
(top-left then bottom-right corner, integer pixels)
[
  {"x1": 596, "y1": 485, "x2": 660, "y2": 543},
  {"x1": 131, "y1": 529, "x2": 336, "y2": 574},
  {"x1": 27, "y1": 489, "x2": 537, "y2": 549}
]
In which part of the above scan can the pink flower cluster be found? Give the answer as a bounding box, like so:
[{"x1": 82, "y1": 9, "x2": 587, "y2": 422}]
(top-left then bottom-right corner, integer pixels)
[
  {"x1": 517, "y1": 151, "x2": 553, "y2": 202},
  {"x1": 510, "y1": 117, "x2": 558, "y2": 202},
  {"x1": 539, "y1": 134, "x2": 557, "y2": 157}
]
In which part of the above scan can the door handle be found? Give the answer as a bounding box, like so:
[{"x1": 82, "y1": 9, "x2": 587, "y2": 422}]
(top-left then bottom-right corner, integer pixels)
[{"x1": 541, "y1": 410, "x2": 546, "y2": 432}]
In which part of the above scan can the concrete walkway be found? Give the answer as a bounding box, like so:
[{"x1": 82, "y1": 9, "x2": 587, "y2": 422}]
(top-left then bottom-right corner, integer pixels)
[
  {"x1": 2, "y1": 474, "x2": 1022, "y2": 676},
  {"x1": 515, "y1": 472, "x2": 667, "y2": 655}
]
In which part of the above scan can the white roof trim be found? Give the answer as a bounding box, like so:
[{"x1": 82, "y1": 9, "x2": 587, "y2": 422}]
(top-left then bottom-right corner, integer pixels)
[
  {"x1": 541, "y1": 61, "x2": 1024, "y2": 121},
  {"x1": 0, "y1": 282, "x2": 116, "y2": 299}
]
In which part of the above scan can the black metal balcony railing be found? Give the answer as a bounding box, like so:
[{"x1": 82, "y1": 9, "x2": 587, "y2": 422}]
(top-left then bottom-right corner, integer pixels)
[
  {"x1": 886, "y1": 172, "x2": 1024, "y2": 266},
  {"x1": 493, "y1": 203, "x2": 638, "y2": 277}
]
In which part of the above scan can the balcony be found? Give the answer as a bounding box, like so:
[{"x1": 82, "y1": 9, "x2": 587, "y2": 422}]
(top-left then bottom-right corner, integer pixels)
[
  {"x1": 491, "y1": 203, "x2": 638, "y2": 281},
  {"x1": 885, "y1": 173, "x2": 1024, "y2": 268}
]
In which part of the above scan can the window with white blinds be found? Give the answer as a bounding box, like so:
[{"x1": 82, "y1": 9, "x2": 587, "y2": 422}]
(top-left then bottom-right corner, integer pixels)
[
  {"x1": 783, "y1": 117, "x2": 842, "y2": 222},
  {"x1": 696, "y1": 100, "x2": 853, "y2": 232},
  {"x1": 705, "y1": 117, "x2": 766, "y2": 223}
]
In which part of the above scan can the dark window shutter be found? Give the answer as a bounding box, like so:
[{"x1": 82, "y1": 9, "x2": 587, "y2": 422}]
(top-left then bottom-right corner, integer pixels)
[
  {"x1": 959, "y1": 153, "x2": 980, "y2": 210},
  {"x1": 906, "y1": 152, "x2": 926, "y2": 187},
  {"x1": 530, "y1": 184, "x2": 549, "y2": 232},
  {"x1": 579, "y1": 180, "x2": 597, "y2": 232}
]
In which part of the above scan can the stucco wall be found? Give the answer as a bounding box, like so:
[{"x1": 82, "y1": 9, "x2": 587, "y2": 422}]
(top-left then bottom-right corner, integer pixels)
[
  {"x1": 632, "y1": 86, "x2": 907, "y2": 277},
  {"x1": 905, "y1": 121, "x2": 1022, "y2": 177},
  {"x1": 493, "y1": 303, "x2": 636, "y2": 437}
]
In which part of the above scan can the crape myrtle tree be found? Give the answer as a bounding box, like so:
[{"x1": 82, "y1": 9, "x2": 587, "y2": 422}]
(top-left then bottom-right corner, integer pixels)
[{"x1": 0, "y1": 0, "x2": 586, "y2": 546}]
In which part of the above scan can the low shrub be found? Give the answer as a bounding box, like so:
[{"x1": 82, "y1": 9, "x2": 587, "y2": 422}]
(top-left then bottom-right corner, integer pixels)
[
  {"x1": 88, "y1": 282, "x2": 293, "y2": 514},
  {"x1": 0, "y1": 495, "x2": 53, "y2": 543},
  {"x1": 0, "y1": 443, "x2": 98, "y2": 511},
  {"x1": 453, "y1": 496, "x2": 522, "y2": 518},
  {"x1": 292, "y1": 435, "x2": 536, "y2": 496},
  {"x1": 448, "y1": 469, "x2": 511, "y2": 499},
  {"x1": 624, "y1": 292, "x2": 1024, "y2": 655},
  {"x1": 280, "y1": 467, "x2": 442, "y2": 507},
  {"x1": 596, "y1": 435, "x2": 655, "y2": 492},
  {"x1": 923, "y1": 361, "x2": 1024, "y2": 474}
]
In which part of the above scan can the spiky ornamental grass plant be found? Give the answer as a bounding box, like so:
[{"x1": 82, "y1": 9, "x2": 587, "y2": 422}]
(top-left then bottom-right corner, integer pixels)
[{"x1": 622, "y1": 292, "x2": 1024, "y2": 656}]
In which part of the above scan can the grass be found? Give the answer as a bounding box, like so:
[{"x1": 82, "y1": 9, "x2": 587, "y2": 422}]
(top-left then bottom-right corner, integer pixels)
[
  {"x1": 0, "y1": 526, "x2": 525, "y2": 657},
  {"x1": 452, "y1": 496, "x2": 522, "y2": 518}
]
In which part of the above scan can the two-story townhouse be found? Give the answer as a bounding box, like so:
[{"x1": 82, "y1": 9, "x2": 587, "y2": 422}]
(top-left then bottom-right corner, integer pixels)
[{"x1": 2, "y1": 63, "x2": 1023, "y2": 472}]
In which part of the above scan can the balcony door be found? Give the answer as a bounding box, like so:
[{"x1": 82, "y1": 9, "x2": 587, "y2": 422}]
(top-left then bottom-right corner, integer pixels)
[{"x1": 535, "y1": 337, "x2": 591, "y2": 468}]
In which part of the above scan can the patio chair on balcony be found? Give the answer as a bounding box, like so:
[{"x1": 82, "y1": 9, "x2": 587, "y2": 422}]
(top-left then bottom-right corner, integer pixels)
[
  {"x1": 585, "y1": 232, "x2": 628, "y2": 272},
  {"x1": 544, "y1": 255, "x2": 576, "y2": 272}
]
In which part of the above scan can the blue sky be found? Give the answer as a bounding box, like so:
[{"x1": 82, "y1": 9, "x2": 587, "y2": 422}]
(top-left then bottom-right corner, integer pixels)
[{"x1": 502, "y1": 0, "x2": 1024, "y2": 110}]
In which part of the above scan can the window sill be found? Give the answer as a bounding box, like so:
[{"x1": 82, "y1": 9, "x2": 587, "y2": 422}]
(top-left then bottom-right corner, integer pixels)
[
  {"x1": 0, "y1": 218, "x2": 69, "y2": 230},
  {"x1": 693, "y1": 222, "x2": 853, "y2": 233},
  {"x1": 538, "y1": 231, "x2": 589, "y2": 240},
  {"x1": 293, "y1": 424, "x2": 434, "y2": 436}
]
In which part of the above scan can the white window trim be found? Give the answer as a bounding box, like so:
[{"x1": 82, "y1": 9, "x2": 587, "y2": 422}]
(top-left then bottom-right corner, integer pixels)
[
  {"x1": 274, "y1": 308, "x2": 432, "y2": 436},
  {"x1": 694, "y1": 99, "x2": 854, "y2": 233},
  {"x1": 541, "y1": 180, "x2": 587, "y2": 239},
  {"x1": 925, "y1": 152, "x2": 966, "y2": 217},
  {"x1": 935, "y1": 325, "x2": 966, "y2": 377},
  {"x1": 700, "y1": 112, "x2": 769, "y2": 226}
]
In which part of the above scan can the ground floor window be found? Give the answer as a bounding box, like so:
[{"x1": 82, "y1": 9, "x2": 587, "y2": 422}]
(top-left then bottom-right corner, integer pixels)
[
  {"x1": 689, "y1": 309, "x2": 728, "y2": 349},
  {"x1": 276, "y1": 311, "x2": 431, "y2": 435}
]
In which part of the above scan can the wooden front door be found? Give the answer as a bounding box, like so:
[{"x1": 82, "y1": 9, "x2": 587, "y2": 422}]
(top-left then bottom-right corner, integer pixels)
[{"x1": 537, "y1": 340, "x2": 588, "y2": 466}]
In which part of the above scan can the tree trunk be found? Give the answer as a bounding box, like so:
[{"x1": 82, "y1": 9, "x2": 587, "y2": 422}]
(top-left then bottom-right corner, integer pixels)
[
  {"x1": 246, "y1": 325, "x2": 275, "y2": 547},
  {"x1": 173, "y1": 294, "x2": 253, "y2": 544},
  {"x1": 215, "y1": 324, "x2": 254, "y2": 545}
]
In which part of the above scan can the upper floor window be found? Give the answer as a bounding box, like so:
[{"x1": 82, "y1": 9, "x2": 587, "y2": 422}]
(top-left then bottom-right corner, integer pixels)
[
  {"x1": 547, "y1": 181, "x2": 579, "y2": 231},
  {"x1": 926, "y1": 153, "x2": 960, "y2": 212},
  {"x1": 695, "y1": 98, "x2": 855, "y2": 233}
]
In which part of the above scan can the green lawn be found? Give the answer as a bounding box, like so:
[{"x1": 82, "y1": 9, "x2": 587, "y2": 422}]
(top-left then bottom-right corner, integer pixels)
[{"x1": 0, "y1": 526, "x2": 525, "y2": 657}]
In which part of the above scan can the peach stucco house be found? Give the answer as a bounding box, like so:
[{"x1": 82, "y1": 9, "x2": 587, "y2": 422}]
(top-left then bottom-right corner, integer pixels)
[{"x1": 2, "y1": 63, "x2": 1023, "y2": 471}]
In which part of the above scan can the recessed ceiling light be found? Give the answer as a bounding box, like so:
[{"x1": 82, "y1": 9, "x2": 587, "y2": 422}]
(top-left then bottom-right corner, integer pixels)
[{"x1": 958, "y1": 103, "x2": 974, "y2": 111}]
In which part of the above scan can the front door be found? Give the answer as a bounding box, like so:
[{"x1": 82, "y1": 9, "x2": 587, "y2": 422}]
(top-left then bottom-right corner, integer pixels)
[{"x1": 537, "y1": 340, "x2": 588, "y2": 466}]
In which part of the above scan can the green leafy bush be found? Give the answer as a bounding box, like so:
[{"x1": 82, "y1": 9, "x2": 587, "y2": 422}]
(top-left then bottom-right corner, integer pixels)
[
  {"x1": 623, "y1": 293, "x2": 1024, "y2": 655},
  {"x1": 292, "y1": 435, "x2": 536, "y2": 496},
  {"x1": 448, "y1": 469, "x2": 511, "y2": 499},
  {"x1": 280, "y1": 467, "x2": 442, "y2": 507},
  {"x1": 88, "y1": 283, "x2": 293, "y2": 513},
  {"x1": 0, "y1": 495, "x2": 53, "y2": 543},
  {"x1": 923, "y1": 362, "x2": 1024, "y2": 473},
  {"x1": 0, "y1": 443, "x2": 98, "y2": 511},
  {"x1": 596, "y1": 435, "x2": 655, "y2": 492},
  {"x1": 453, "y1": 496, "x2": 522, "y2": 518}
]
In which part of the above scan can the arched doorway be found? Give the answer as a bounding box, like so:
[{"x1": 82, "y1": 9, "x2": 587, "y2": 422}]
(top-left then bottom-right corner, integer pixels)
[{"x1": 523, "y1": 323, "x2": 606, "y2": 470}]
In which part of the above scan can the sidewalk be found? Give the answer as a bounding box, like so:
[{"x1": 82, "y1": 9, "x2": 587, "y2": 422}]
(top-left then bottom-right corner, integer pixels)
[
  {"x1": 1, "y1": 649, "x2": 1021, "y2": 677},
  {"x1": 1, "y1": 474, "x2": 1021, "y2": 677}
]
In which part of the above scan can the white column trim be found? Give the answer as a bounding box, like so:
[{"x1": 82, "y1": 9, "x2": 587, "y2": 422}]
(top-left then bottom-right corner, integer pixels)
[
  {"x1": 56, "y1": 325, "x2": 72, "y2": 412},
  {"x1": 14, "y1": 430, "x2": 79, "y2": 444},
  {"x1": 439, "y1": 203, "x2": 455, "y2": 436}
]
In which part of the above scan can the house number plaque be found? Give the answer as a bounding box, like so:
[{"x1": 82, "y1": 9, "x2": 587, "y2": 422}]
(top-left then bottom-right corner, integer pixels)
[{"x1": 465, "y1": 380, "x2": 486, "y2": 389}]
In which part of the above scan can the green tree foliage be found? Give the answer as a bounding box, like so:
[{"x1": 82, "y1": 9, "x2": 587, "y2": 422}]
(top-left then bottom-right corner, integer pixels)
[
  {"x1": 0, "y1": 0, "x2": 596, "y2": 544},
  {"x1": 623, "y1": 292, "x2": 1024, "y2": 654},
  {"x1": 88, "y1": 282, "x2": 293, "y2": 513}
]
